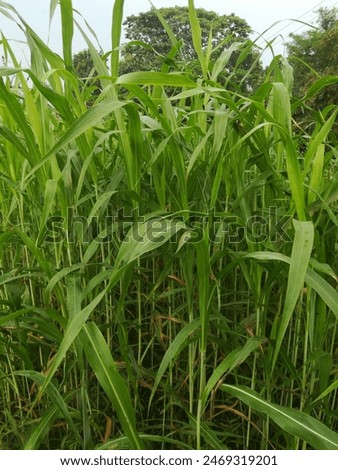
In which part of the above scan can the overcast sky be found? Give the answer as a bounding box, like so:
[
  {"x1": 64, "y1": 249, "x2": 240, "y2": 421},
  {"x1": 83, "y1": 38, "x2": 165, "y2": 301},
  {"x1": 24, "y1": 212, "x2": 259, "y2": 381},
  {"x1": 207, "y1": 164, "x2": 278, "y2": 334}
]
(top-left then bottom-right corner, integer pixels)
[{"x1": 0, "y1": 0, "x2": 335, "y2": 66}]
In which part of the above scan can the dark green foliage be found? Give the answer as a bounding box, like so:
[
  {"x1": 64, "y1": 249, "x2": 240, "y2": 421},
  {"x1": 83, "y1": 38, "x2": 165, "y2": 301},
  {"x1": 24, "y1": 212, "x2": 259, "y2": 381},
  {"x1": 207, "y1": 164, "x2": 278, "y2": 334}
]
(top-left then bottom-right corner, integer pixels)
[
  {"x1": 72, "y1": 49, "x2": 103, "y2": 104},
  {"x1": 72, "y1": 49, "x2": 96, "y2": 79},
  {"x1": 287, "y1": 7, "x2": 338, "y2": 124},
  {"x1": 120, "y1": 6, "x2": 263, "y2": 92}
]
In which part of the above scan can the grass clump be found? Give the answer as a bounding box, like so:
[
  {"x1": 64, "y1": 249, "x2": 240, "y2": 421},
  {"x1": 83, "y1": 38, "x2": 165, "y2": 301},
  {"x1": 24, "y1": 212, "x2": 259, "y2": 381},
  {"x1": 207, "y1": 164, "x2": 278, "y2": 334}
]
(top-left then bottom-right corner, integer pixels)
[{"x1": 0, "y1": 0, "x2": 337, "y2": 450}]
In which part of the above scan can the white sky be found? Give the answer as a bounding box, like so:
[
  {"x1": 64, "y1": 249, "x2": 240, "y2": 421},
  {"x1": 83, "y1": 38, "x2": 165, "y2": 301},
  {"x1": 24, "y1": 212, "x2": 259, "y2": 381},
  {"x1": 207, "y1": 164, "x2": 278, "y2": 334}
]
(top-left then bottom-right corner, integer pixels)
[{"x1": 0, "y1": 0, "x2": 336, "y2": 66}]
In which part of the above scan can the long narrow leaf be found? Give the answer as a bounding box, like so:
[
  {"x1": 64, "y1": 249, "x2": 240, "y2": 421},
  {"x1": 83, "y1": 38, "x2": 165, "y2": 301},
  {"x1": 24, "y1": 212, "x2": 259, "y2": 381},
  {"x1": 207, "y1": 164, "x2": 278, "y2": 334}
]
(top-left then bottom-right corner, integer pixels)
[
  {"x1": 222, "y1": 384, "x2": 338, "y2": 449},
  {"x1": 79, "y1": 322, "x2": 143, "y2": 449},
  {"x1": 111, "y1": 0, "x2": 124, "y2": 77},
  {"x1": 15, "y1": 370, "x2": 82, "y2": 445},
  {"x1": 201, "y1": 336, "x2": 266, "y2": 410},
  {"x1": 188, "y1": 0, "x2": 207, "y2": 78},
  {"x1": 149, "y1": 318, "x2": 201, "y2": 408},
  {"x1": 60, "y1": 0, "x2": 74, "y2": 70},
  {"x1": 25, "y1": 100, "x2": 126, "y2": 179},
  {"x1": 244, "y1": 251, "x2": 338, "y2": 319},
  {"x1": 116, "y1": 71, "x2": 195, "y2": 88},
  {"x1": 272, "y1": 220, "x2": 314, "y2": 370}
]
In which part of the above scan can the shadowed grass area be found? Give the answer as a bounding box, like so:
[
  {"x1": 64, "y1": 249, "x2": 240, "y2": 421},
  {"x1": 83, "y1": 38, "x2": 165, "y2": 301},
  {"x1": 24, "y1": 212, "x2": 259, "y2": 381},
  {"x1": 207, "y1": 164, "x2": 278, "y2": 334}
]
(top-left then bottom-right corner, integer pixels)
[{"x1": 0, "y1": 0, "x2": 337, "y2": 450}]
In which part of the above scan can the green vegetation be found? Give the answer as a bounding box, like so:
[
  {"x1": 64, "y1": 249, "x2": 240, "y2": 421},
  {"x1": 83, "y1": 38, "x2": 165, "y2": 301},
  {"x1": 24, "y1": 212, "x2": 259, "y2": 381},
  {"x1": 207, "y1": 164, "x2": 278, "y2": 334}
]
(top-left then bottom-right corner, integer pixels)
[
  {"x1": 287, "y1": 6, "x2": 338, "y2": 127},
  {"x1": 0, "y1": 0, "x2": 337, "y2": 450},
  {"x1": 120, "y1": 6, "x2": 263, "y2": 92}
]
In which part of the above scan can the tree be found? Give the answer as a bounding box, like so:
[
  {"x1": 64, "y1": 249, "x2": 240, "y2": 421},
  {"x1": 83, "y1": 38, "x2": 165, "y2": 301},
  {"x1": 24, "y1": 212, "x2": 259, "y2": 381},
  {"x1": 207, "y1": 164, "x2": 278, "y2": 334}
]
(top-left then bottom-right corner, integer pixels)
[
  {"x1": 120, "y1": 7, "x2": 263, "y2": 93},
  {"x1": 72, "y1": 49, "x2": 104, "y2": 105},
  {"x1": 72, "y1": 49, "x2": 96, "y2": 80},
  {"x1": 287, "y1": 7, "x2": 338, "y2": 115}
]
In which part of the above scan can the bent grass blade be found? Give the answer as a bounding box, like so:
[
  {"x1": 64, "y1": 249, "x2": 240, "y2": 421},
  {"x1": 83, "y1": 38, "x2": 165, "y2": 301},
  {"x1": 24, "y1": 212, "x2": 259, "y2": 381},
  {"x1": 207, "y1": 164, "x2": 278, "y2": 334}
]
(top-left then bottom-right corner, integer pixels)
[
  {"x1": 222, "y1": 384, "x2": 338, "y2": 450},
  {"x1": 80, "y1": 322, "x2": 144, "y2": 449}
]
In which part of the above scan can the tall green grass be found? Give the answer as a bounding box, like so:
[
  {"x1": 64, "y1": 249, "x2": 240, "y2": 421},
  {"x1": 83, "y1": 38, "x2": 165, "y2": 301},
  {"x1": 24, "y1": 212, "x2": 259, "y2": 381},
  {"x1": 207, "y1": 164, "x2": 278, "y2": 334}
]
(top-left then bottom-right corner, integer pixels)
[{"x1": 0, "y1": 0, "x2": 337, "y2": 450}]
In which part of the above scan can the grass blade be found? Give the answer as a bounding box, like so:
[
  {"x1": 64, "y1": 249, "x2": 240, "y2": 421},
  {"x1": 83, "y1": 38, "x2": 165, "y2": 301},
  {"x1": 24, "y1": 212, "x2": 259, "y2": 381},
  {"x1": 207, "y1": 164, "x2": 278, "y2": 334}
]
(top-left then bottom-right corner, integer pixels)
[
  {"x1": 24, "y1": 406, "x2": 59, "y2": 449},
  {"x1": 271, "y1": 220, "x2": 314, "y2": 371},
  {"x1": 79, "y1": 322, "x2": 144, "y2": 449},
  {"x1": 115, "y1": 218, "x2": 186, "y2": 267},
  {"x1": 188, "y1": 0, "x2": 207, "y2": 78},
  {"x1": 201, "y1": 336, "x2": 266, "y2": 410},
  {"x1": 60, "y1": 0, "x2": 74, "y2": 70},
  {"x1": 15, "y1": 370, "x2": 82, "y2": 445},
  {"x1": 25, "y1": 100, "x2": 126, "y2": 179},
  {"x1": 244, "y1": 252, "x2": 338, "y2": 320},
  {"x1": 222, "y1": 384, "x2": 338, "y2": 450},
  {"x1": 111, "y1": 0, "x2": 124, "y2": 78},
  {"x1": 149, "y1": 318, "x2": 201, "y2": 408},
  {"x1": 116, "y1": 71, "x2": 195, "y2": 87},
  {"x1": 37, "y1": 289, "x2": 108, "y2": 399},
  {"x1": 311, "y1": 378, "x2": 338, "y2": 405}
]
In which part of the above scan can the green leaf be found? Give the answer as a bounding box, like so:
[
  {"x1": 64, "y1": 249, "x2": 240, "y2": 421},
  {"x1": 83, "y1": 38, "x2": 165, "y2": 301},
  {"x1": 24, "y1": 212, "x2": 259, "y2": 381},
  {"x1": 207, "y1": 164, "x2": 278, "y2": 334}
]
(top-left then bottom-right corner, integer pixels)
[
  {"x1": 222, "y1": 384, "x2": 338, "y2": 450},
  {"x1": 115, "y1": 218, "x2": 186, "y2": 267},
  {"x1": 311, "y1": 378, "x2": 338, "y2": 405},
  {"x1": 149, "y1": 318, "x2": 201, "y2": 408},
  {"x1": 15, "y1": 370, "x2": 82, "y2": 445},
  {"x1": 111, "y1": 0, "x2": 124, "y2": 77},
  {"x1": 304, "y1": 110, "x2": 337, "y2": 175},
  {"x1": 195, "y1": 237, "x2": 210, "y2": 352},
  {"x1": 14, "y1": 230, "x2": 53, "y2": 277},
  {"x1": 79, "y1": 322, "x2": 143, "y2": 449},
  {"x1": 201, "y1": 336, "x2": 266, "y2": 410},
  {"x1": 44, "y1": 264, "x2": 84, "y2": 303},
  {"x1": 283, "y1": 133, "x2": 306, "y2": 221},
  {"x1": 37, "y1": 288, "x2": 108, "y2": 399},
  {"x1": 24, "y1": 406, "x2": 59, "y2": 450},
  {"x1": 60, "y1": 0, "x2": 73, "y2": 70},
  {"x1": 304, "y1": 268, "x2": 338, "y2": 320},
  {"x1": 49, "y1": 0, "x2": 59, "y2": 29},
  {"x1": 295, "y1": 76, "x2": 338, "y2": 105},
  {"x1": 37, "y1": 178, "x2": 59, "y2": 245},
  {"x1": 272, "y1": 219, "x2": 314, "y2": 370},
  {"x1": 244, "y1": 252, "x2": 338, "y2": 320},
  {"x1": 211, "y1": 42, "x2": 243, "y2": 81},
  {"x1": 188, "y1": 0, "x2": 207, "y2": 78},
  {"x1": 0, "y1": 124, "x2": 30, "y2": 160},
  {"x1": 26, "y1": 100, "x2": 126, "y2": 179},
  {"x1": 308, "y1": 144, "x2": 324, "y2": 205},
  {"x1": 116, "y1": 71, "x2": 196, "y2": 88},
  {"x1": 150, "y1": 2, "x2": 179, "y2": 47},
  {"x1": 0, "y1": 66, "x2": 23, "y2": 76},
  {"x1": 0, "y1": 78, "x2": 40, "y2": 165}
]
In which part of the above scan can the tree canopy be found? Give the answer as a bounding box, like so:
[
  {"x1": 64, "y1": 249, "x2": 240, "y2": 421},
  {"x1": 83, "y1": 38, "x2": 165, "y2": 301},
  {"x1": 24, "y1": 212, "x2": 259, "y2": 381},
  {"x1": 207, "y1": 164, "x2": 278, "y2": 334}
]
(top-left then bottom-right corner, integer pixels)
[
  {"x1": 119, "y1": 6, "x2": 263, "y2": 92},
  {"x1": 72, "y1": 49, "x2": 96, "y2": 80},
  {"x1": 287, "y1": 7, "x2": 338, "y2": 113},
  {"x1": 72, "y1": 49, "x2": 104, "y2": 104}
]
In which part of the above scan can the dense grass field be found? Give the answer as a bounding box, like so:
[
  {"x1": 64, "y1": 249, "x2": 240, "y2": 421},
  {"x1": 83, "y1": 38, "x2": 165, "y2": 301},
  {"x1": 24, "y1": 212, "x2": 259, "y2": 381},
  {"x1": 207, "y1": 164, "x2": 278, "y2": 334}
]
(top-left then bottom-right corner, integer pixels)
[{"x1": 0, "y1": 0, "x2": 337, "y2": 450}]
